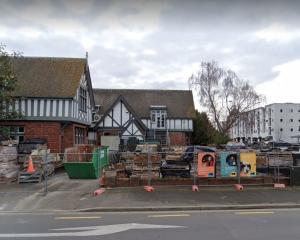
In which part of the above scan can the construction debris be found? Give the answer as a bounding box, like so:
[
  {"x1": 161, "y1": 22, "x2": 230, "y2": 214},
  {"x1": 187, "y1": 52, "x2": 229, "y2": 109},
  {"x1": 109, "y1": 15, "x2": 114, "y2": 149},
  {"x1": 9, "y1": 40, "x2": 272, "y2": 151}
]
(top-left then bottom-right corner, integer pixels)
[
  {"x1": 64, "y1": 145, "x2": 95, "y2": 163},
  {"x1": 165, "y1": 146, "x2": 186, "y2": 161},
  {"x1": 0, "y1": 146, "x2": 19, "y2": 183}
]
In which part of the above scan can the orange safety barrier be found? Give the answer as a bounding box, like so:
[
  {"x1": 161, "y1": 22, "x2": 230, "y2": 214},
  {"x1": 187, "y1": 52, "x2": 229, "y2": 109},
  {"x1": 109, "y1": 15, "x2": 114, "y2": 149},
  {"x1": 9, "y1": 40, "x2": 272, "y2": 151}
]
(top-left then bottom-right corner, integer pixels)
[
  {"x1": 234, "y1": 184, "x2": 244, "y2": 191},
  {"x1": 93, "y1": 188, "x2": 106, "y2": 196},
  {"x1": 144, "y1": 186, "x2": 155, "y2": 192},
  {"x1": 274, "y1": 183, "x2": 286, "y2": 189}
]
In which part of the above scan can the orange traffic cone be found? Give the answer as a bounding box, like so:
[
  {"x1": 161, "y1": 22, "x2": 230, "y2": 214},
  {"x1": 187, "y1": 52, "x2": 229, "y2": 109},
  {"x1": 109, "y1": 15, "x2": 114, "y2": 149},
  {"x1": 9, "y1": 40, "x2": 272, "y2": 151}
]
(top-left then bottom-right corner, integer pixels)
[{"x1": 27, "y1": 155, "x2": 36, "y2": 173}]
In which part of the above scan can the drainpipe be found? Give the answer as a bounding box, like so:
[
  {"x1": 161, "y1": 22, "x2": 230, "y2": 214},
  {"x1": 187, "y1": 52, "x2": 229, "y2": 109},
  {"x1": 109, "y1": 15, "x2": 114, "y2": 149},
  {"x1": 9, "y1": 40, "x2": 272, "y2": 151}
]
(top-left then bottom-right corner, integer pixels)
[{"x1": 60, "y1": 122, "x2": 70, "y2": 154}]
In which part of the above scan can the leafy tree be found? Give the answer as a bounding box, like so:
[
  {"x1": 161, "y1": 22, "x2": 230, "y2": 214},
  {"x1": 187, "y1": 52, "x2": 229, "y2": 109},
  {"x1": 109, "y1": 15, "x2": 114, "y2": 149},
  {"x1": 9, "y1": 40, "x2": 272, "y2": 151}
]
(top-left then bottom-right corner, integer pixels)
[
  {"x1": 189, "y1": 61, "x2": 264, "y2": 135},
  {"x1": 192, "y1": 110, "x2": 229, "y2": 145},
  {"x1": 0, "y1": 44, "x2": 21, "y2": 140}
]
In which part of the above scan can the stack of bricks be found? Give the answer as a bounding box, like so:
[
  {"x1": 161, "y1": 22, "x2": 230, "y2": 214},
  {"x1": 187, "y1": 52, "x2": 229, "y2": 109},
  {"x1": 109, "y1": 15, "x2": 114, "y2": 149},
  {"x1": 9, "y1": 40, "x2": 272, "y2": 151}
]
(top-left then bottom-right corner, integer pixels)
[
  {"x1": 64, "y1": 145, "x2": 95, "y2": 163},
  {"x1": 132, "y1": 152, "x2": 161, "y2": 177}
]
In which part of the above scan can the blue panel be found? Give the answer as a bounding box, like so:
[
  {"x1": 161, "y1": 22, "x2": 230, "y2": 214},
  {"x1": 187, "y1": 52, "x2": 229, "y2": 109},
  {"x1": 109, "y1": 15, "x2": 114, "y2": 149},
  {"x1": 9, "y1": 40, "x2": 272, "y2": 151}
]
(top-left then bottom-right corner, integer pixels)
[{"x1": 220, "y1": 152, "x2": 238, "y2": 177}]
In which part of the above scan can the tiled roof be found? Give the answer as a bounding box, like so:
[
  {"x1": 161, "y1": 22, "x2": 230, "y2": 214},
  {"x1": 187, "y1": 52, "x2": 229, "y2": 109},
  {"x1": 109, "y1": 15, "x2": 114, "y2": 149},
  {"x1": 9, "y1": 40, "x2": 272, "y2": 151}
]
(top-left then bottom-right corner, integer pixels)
[
  {"x1": 11, "y1": 57, "x2": 86, "y2": 98},
  {"x1": 93, "y1": 89, "x2": 196, "y2": 118}
]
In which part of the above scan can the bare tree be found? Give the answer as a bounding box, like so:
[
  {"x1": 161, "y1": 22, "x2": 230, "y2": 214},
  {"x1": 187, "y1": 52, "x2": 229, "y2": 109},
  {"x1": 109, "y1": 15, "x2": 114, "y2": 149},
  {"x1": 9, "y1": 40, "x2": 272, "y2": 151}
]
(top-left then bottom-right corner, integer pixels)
[{"x1": 189, "y1": 61, "x2": 264, "y2": 135}]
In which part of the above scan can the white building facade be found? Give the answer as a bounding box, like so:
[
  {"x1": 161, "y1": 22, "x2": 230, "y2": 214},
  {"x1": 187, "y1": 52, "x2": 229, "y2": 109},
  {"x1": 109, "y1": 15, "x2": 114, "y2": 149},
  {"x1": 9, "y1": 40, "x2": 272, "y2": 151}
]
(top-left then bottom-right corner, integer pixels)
[{"x1": 231, "y1": 103, "x2": 300, "y2": 143}]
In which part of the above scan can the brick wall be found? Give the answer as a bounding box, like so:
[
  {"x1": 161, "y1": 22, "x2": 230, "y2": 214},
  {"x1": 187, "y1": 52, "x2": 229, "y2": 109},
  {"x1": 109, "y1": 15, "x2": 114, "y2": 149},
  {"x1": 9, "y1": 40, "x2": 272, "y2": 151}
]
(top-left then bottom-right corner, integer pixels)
[
  {"x1": 0, "y1": 121, "x2": 89, "y2": 153},
  {"x1": 169, "y1": 132, "x2": 187, "y2": 146}
]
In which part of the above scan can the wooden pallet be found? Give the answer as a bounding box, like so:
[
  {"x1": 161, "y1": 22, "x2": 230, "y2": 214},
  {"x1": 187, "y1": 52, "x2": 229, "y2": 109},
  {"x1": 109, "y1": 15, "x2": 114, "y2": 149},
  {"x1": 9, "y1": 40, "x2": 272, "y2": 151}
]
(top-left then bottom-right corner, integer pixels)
[
  {"x1": 18, "y1": 171, "x2": 42, "y2": 183},
  {"x1": 0, "y1": 177, "x2": 17, "y2": 184}
]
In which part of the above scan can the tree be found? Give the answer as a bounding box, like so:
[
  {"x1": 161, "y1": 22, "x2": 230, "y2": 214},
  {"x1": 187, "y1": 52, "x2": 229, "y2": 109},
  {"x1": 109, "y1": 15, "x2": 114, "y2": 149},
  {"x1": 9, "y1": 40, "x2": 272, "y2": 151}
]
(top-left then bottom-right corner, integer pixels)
[
  {"x1": 192, "y1": 110, "x2": 229, "y2": 145},
  {"x1": 0, "y1": 44, "x2": 21, "y2": 139},
  {"x1": 189, "y1": 61, "x2": 264, "y2": 135}
]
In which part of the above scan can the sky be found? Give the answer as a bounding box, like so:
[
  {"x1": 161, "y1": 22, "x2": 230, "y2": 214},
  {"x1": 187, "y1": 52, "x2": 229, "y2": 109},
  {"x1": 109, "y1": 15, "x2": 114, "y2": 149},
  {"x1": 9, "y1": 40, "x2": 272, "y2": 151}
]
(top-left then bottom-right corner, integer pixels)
[{"x1": 1, "y1": 0, "x2": 300, "y2": 109}]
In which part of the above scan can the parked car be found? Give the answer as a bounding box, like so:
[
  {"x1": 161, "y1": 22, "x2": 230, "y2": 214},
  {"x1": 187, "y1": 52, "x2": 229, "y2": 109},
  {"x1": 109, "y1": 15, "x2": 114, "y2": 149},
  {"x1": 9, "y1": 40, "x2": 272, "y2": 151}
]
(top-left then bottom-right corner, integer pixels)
[
  {"x1": 181, "y1": 146, "x2": 216, "y2": 163},
  {"x1": 160, "y1": 160, "x2": 191, "y2": 178}
]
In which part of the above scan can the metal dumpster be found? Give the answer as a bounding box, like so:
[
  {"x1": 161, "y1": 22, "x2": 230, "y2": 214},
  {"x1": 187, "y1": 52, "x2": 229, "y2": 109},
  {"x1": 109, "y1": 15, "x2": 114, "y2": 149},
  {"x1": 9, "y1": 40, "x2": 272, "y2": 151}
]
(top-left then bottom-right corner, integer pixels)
[{"x1": 64, "y1": 146, "x2": 109, "y2": 179}]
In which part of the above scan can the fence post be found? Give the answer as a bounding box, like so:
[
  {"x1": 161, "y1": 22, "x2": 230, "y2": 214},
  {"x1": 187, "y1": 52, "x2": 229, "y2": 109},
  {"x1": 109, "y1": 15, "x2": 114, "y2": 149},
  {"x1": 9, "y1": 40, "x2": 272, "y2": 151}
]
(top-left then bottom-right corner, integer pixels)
[
  {"x1": 98, "y1": 146, "x2": 101, "y2": 183},
  {"x1": 147, "y1": 146, "x2": 152, "y2": 187},
  {"x1": 237, "y1": 153, "x2": 241, "y2": 185},
  {"x1": 144, "y1": 144, "x2": 154, "y2": 192},
  {"x1": 234, "y1": 153, "x2": 243, "y2": 190},
  {"x1": 192, "y1": 149, "x2": 199, "y2": 191},
  {"x1": 44, "y1": 150, "x2": 48, "y2": 196}
]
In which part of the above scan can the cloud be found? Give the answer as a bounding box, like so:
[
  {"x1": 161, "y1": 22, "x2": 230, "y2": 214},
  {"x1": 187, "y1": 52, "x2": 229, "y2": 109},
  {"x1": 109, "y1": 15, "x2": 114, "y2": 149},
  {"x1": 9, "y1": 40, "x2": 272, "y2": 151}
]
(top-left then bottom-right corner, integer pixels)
[
  {"x1": 254, "y1": 24, "x2": 300, "y2": 42},
  {"x1": 1, "y1": 0, "x2": 300, "y2": 110},
  {"x1": 256, "y1": 59, "x2": 300, "y2": 103}
]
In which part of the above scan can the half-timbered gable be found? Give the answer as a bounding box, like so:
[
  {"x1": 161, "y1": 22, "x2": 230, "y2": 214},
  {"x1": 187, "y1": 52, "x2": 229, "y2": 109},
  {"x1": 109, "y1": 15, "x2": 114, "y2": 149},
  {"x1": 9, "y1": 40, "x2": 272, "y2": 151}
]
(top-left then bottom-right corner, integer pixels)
[
  {"x1": 0, "y1": 57, "x2": 94, "y2": 153},
  {"x1": 93, "y1": 89, "x2": 195, "y2": 146}
]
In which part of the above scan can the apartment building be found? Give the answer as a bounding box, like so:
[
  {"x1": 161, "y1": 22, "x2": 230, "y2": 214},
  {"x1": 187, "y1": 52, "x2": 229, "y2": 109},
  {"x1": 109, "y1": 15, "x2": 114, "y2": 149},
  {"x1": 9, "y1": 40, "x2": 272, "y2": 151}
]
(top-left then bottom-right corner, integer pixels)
[{"x1": 231, "y1": 103, "x2": 300, "y2": 144}]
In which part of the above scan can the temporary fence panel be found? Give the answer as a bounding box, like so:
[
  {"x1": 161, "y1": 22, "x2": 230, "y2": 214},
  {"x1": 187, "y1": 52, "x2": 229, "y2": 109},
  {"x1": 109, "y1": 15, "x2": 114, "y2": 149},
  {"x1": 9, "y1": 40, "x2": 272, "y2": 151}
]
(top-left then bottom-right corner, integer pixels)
[
  {"x1": 197, "y1": 152, "x2": 215, "y2": 177},
  {"x1": 290, "y1": 166, "x2": 300, "y2": 186},
  {"x1": 220, "y1": 152, "x2": 238, "y2": 177},
  {"x1": 240, "y1": 152, "x2": 256, "y2": 177}
]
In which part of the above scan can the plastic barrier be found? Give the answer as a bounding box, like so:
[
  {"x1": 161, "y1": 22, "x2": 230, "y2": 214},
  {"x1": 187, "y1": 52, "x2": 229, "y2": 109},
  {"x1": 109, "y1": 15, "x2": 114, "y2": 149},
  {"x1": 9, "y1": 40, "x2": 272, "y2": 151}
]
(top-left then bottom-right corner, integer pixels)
[
  {"x1": 220, "y1": 152, "x2": 238, "y2": 177},
  {"x1": 198, "y1": 152, "x2": 216, "y2": 177}
]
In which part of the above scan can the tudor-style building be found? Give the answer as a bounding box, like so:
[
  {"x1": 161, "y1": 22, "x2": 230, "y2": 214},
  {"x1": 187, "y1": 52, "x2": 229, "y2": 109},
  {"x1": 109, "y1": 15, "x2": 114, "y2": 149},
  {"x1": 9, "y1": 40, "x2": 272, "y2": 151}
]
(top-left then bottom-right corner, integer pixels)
[
  {"x1": 0, "y1": 56, "x2": 94, "y2": 153},
  {"x1": 92, "y1": 89, "x2": 195, "y2": 146}
]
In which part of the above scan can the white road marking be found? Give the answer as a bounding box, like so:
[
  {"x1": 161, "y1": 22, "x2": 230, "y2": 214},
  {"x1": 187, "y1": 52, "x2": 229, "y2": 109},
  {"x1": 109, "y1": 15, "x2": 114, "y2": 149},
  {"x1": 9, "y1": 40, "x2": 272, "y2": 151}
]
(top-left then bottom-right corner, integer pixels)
[
  {"x1": 55, "y1": 216, "x2": 101, "y2": 220},
  {"x1": 148, "y1": 214, "x2": 190, "y2": 218},
  {"x1": 0, "y1": 223, "x2": 184, "y2": 238},
  {"x1": 235, "y1": 211, "x2": 274, "y2": 215}
]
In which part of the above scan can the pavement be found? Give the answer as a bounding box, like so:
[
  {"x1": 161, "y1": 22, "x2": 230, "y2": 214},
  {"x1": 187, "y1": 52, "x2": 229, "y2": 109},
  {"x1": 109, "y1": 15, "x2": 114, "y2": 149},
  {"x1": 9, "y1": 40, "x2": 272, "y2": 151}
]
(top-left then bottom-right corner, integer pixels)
[{"x1": 1, "y1": 172, "x2": 300, "y2": 213}]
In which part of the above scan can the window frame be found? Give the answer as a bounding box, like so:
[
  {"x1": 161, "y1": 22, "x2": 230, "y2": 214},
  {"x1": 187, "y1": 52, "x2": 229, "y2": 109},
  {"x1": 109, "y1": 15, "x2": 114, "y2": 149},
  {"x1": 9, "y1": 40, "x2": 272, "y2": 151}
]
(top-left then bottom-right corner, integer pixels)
[{"x1": 79, "y1": 87, "x2": 87, "y2": 112}]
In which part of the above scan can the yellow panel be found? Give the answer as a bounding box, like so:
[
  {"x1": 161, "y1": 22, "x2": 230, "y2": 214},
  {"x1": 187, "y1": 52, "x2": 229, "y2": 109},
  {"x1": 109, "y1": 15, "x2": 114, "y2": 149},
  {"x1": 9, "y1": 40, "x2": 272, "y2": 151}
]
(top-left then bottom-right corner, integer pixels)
[{"x1": 240, "y1": 152, "x2": 256, "y2": 177}]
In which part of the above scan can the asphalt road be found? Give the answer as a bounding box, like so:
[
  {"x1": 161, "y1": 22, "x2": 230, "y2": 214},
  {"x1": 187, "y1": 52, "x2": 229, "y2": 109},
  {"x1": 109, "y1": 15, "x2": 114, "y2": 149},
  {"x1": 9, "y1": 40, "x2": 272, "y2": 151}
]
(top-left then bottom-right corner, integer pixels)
[{"x1": 0, "y1": 209, "x2": 300, "y2": 240}]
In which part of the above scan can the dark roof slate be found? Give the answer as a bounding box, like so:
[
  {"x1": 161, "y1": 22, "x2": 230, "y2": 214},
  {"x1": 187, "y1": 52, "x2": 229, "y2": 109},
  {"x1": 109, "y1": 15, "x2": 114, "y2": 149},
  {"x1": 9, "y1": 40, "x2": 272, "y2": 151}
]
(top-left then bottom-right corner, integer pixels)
[
  {"x1": 93, "y1": 89, "x2": 196, "y2": 119},
  {"x1": 11, "y1": 57, "x2": 86, "y2": 98}
]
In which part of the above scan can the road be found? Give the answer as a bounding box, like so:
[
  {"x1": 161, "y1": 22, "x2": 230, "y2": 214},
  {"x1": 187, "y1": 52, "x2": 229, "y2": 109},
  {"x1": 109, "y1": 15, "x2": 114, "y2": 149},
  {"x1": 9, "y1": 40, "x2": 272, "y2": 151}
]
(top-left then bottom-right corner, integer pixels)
[{"x1": 0, "y1": 209, "x2": 299, "y2": 239}]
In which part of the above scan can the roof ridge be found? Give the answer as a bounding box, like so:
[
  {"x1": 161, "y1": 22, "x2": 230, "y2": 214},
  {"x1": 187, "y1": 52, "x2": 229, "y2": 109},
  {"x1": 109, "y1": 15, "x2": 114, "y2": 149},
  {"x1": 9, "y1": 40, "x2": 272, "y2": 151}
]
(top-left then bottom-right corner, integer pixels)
[
  {"x1": 15, "y1": 56, "x2": 86, "y2": 61},
  {"x1": 93, "y1": 88, "x2": 192, "y2": 92}
]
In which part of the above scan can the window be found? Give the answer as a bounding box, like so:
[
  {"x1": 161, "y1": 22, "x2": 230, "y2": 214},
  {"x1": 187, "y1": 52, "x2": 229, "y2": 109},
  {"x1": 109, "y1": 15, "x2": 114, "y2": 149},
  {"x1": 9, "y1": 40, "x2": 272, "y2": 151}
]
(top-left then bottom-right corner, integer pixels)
[
  {"x1": 75, "y1": 127, "x2": 85, "y2": 144},
  {"x1": 280, "y1": 128, "x2": 283, "y2": 132},
  {"x1": 79, "y1": 87, "x2": 87, "y2": 112},
  {"x1": 151, "y1": 113, "x2": 156, "y2": 122},
  {"x1": 161, "y1": 114, "x2": 165, "y2": 128},
  {"x1": 291, "y1": 128, "x2": 294, "y2": 132},
  {"x1": 291, "y1": 119, "x2": 294, "y2": 122},
  {"x1": 280, "y1": 109, "x2": 283, "y2": 113},
  {"x1": 298, "y1": 126, "x2": 300, "y2": 131},
  {"x1": 150, "y1": 109, "x2": 167, "y2": 129},
  {"x1": 291, "y1": 109, "x2": 294, "y2": 112},
  {"x1": 280, "y1": 119, "x2": 283, "y2": 122},
  {"x1": 0, "y1": 126, "x2": 24, "y2": 143}
]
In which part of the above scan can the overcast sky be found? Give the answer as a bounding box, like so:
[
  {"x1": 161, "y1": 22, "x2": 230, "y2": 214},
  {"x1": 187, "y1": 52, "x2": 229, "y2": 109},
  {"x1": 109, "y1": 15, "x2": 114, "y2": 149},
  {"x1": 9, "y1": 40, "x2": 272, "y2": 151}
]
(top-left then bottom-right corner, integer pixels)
[{"x1": 1, "y1": 0, "x2": 300, "y2": 108}]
